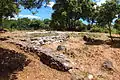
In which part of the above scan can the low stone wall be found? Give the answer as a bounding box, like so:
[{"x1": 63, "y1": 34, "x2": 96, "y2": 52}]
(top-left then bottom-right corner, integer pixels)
[{"x1": 9, "y1": 40, "x2": 74, "y2": 71}]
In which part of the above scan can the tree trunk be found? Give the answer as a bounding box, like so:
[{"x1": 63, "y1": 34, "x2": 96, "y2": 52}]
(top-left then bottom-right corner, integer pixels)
[
  {"x1": 0, "y1": 16, "x2": 3, "y2": 28},
  {"x1": 108, "y1": 24, "x2": 113, "y2": 42}
]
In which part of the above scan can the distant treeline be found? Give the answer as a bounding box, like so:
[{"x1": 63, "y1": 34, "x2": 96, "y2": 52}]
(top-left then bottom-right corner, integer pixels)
[
  {"x1": 1, "y1": 18, "x2": 120, "y2": 34},
  {"x1": 2, "y1": 18, "x2": 51, "y2": 31}
]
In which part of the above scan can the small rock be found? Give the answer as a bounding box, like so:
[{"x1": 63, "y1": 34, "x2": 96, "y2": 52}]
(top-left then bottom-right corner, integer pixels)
[
  {"x1": 84, "y1": 74, "x2": 94, "y2": 80},
  {"x1": 39, "y1": 40, "x2": 45, "y2": 45},
  {"x1": 87, "y1": 74, "x2": 94, "y2": 80},
  {"x1": 102, "y1": 60, "x2": 113, "y2": 71},
  {"x1": 57, "y1": 45, "x2": 66, "y2": 51},
  {"x1": 83, "y1": 35, "x2": 94, "y2": 43}
]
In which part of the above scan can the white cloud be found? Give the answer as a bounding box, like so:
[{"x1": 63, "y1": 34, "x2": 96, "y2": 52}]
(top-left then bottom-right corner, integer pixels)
[
  {"x1": 8, "y1": 15, "x2": 18, "y2": 20},
  {"x1": 95, "y1": 0, "x2": 106, "y2": 6},
  {"x1": 44, "y1": 2, "x2": 55, "y2": 8},
  {"x1": 18, "y1": 14, "x2": 40, "y2": 19}
]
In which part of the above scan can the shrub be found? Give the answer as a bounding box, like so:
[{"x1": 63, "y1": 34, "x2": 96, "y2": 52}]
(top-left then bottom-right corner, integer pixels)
[
  {"x1": 90, "y1": 25, "x2": 109, "y2": 33},
  {"x1": 116, "y1": 30, "x2": 120, "y2": 34}
]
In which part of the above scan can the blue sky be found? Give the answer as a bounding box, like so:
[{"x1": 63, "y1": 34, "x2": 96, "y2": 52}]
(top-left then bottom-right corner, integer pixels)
[
  {"x1": 18, "y1": 6, "x2": 54, "y2": 20},
  {"x1": 13, "y1": 0, "x2": 107, "y2": 24},
  {"x1": 17, "y1": 0, "x2": 55, "y2": 20}
]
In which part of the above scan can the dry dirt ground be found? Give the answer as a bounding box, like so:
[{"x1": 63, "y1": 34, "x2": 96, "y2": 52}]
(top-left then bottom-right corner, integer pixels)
[{"x1": 0, "y1": 31, "x2": 120, "y2": 80}]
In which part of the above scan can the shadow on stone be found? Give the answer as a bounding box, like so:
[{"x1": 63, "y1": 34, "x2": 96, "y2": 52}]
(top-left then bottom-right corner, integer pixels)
[
  {"x1": 83, "y1": 35, "x2": 120, "y2": 48},
  {"x1": 110, "y1": 40, "x2": 120, "y2": 48},
  {"x1": 84, "y1": 39, "x2": 104, "y2": 45},
  {"x1": 0, "y1": 48, "x2": 31, "y2": 80},
  {"x1": 83, "y1": 35, "x2": 104, "y2": 45}
]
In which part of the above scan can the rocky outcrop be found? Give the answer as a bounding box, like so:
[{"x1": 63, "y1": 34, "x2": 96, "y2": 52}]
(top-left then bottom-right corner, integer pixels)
[
  {"x1": 9, "y1": 40, "x2": 74, "y2": 71},
  {"x1": 40, "y1": 53, "x2": 73, "y2": 71},
  {"x1": 30, "y1": 34, "x2": 69, "y2": 46}
]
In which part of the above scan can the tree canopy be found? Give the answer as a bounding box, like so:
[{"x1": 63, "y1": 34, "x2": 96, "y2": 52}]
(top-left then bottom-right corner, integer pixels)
[
  {"x1": 96, "y1": 0, "x2": 120, "y2": 41},
  {"x1": 50, "y1": 0, "x2": 95, "y2": 31}
]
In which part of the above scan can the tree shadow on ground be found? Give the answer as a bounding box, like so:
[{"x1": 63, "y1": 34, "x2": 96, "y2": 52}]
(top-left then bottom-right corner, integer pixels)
[
  {"x1": 0, "y1": 48, "x2": 31, "y2": 80},
  {"x1": 84, "y1": 39, "x2": 104, "y2": 45},
  {"x1": 110, "y1": 40, "x2": 120, "y2": 48},
  {"x1": 84, "y1": 36, "x2": 120, "y2": 48}
]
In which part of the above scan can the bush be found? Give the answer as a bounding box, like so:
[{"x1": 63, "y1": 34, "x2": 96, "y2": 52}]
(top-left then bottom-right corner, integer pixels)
[
  {"x1": 90, "y1": 26, "x2": 108, "y2": 33},
  {"x1": 116, "y1": 30, "x2": 120, "y2": 34},
  {"x1": 111, "y1": 28, "x2": 117, "y2": 34},
  {"x1": 114, "y1": 23, "x2": 120, "y2": 30},
  {"x1": 90, "y1": 27, "x2": 102, "y2": 32}
]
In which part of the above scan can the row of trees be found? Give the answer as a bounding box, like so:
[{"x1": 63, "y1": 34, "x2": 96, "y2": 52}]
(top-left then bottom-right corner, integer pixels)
[
  {"x1": 3, "y1": 18, "x2": 51, "y2": 30},
  {"x1": 3, "y1": 17, "x2": 120, "y2": 34}
]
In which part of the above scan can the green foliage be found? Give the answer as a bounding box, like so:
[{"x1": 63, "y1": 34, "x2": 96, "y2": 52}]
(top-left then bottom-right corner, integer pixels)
[
  {"x1": 0, "y1": 0, "x2": 19, "y2": 26},
  {"x1": 111, "y1": 28, "x2": 118, "y2": 34},
  {"x1": 19, "y1": 0, "x2": 50, "y2": 9},
  {"x1": 0, "y1": 0, "x2": 50, "y2": 27},
  {"x1": 114, "y1": 19, "x2": 120, "y2": 30},
  {"x1": 0, "y1": 0, "x2": 19, "y2": 18},
  {"x1": 1, "y1": 0, "x2": 120, "y2": 34},
  {"x1": 113, "y1": 19, "x2": 120, "y2": 34},
  {"x1": 29, "y1": 19, "x2": 43, "y2": 30},
  {"x1": 90, "y1": 26, "x2": 108, "y2": 33},
  {"x1": 114, "y1": 23, "x2": 120, "y2": 30},
  {"x1": 96, "y1": 0, "x2": 120, "y2": 41},
  {"x1": 96, "y1": 1, "x2": 119, "y2": 26},
  {"x1": 116, "y1": 30, "x2": 120, "y2": 34},
  {"x1": 51, "y1": 0, "x2": 95, "y2": 31},
  {"x1": 3, "y1": 18, "x2": 51, "y2": 31},
  {"x1": 43, "y1": 19, "x2": 51, "y2": 30}
]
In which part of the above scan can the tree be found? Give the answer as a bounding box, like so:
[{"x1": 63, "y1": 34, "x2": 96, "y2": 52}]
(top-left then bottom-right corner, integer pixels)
[
  {"x1": 17, "y1": 18, "x2": 31, "y2": 30},
  {"x1": 96, "y1": 0, "x2": 120, "y2": 41},
  {"x1": 85, "y1": 3, "x2": 98, "y2": 29},
  {"x1": 51, "y1": 0, "x2": 95, "y2": 31},
  {"x1": 0, "y1": 0, "x2": 19, "y2": 27},
  {"x1": 0, "y1": 0, "x2": 50, "y2": 27},
  {"x1": 43, "y1": 19, "x2": 51, "y2": 30},
  {"x1": 19, "y1": 0, "x2": 50, "y2": 9},
  {"x1": 30, "y1": 19, "x2": 45, "y2": 30}
]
